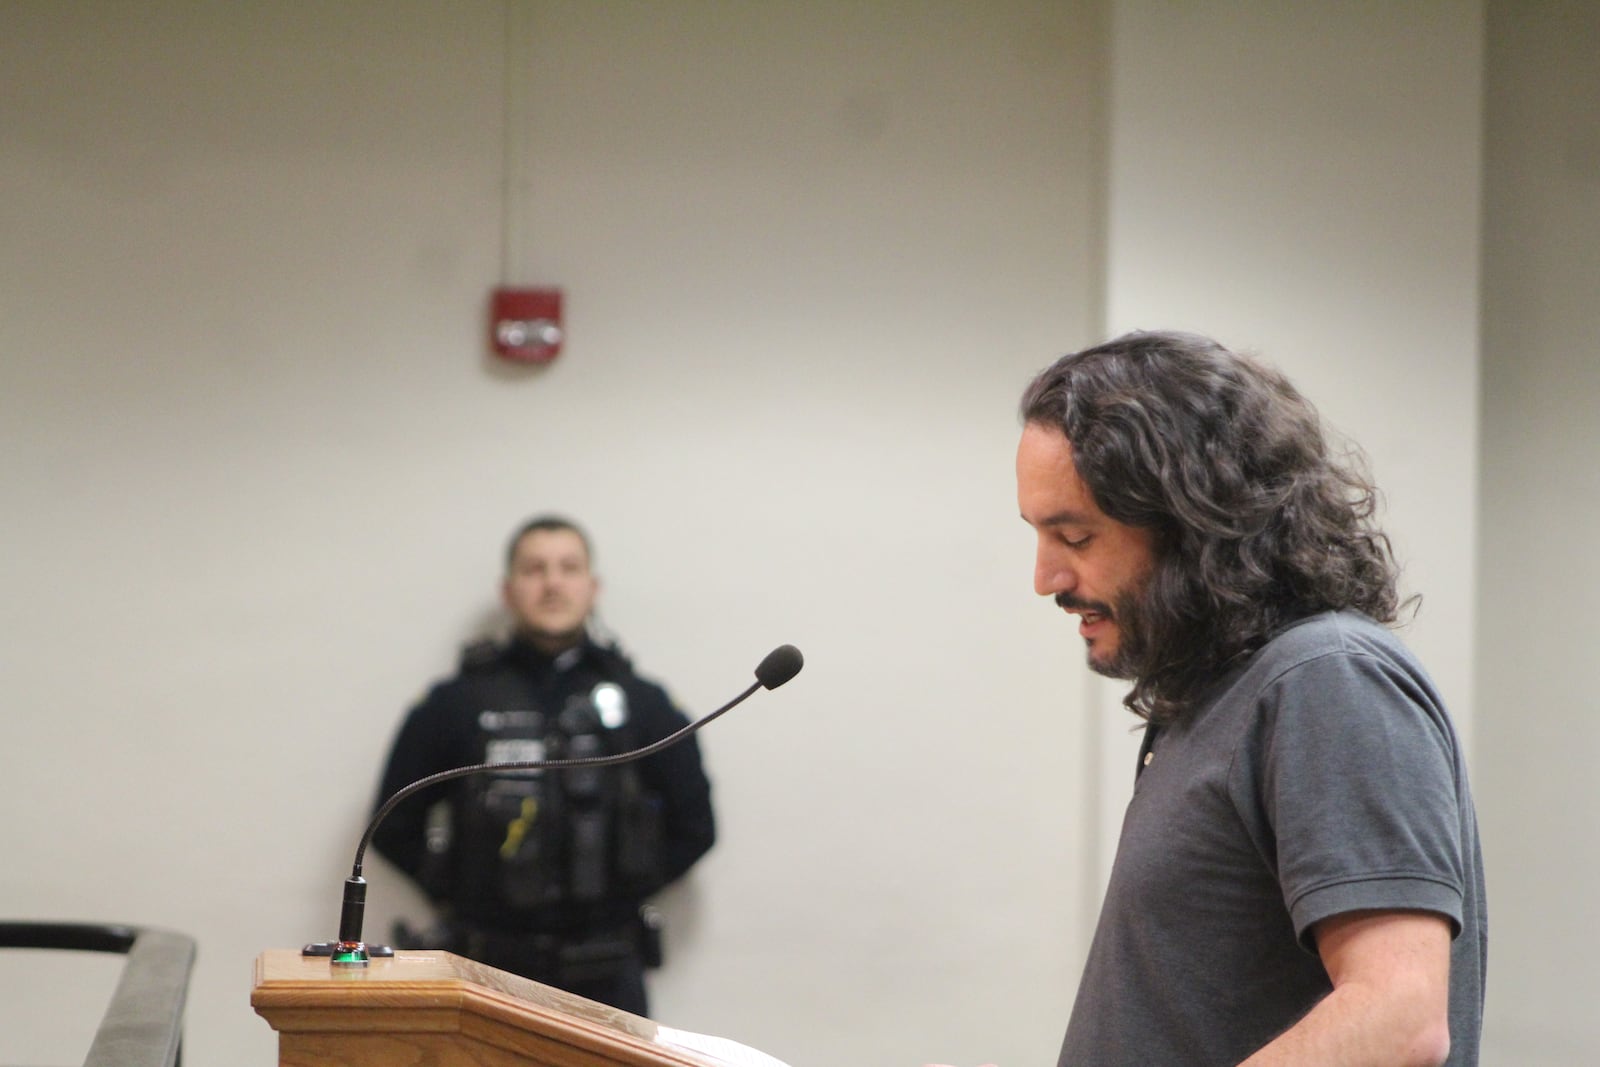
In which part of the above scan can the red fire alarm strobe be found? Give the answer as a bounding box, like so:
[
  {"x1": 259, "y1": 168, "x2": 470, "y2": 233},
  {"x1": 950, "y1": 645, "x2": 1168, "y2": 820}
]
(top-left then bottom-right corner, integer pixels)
[{"x1": 489, "y1": 286, "x2": 564, "y2": 364}]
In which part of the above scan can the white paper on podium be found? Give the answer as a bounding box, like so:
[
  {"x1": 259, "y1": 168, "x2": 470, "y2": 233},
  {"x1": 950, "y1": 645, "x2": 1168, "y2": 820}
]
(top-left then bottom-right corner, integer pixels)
[{"x1": 654, "y1": 1025, "x2": 794, "y2": 1067}]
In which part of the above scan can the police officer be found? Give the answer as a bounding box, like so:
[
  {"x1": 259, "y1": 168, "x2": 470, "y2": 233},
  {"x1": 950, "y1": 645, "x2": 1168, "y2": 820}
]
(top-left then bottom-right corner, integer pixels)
[{"x1": 371, "y1": 515, "x2": 715, "y2": 1016}]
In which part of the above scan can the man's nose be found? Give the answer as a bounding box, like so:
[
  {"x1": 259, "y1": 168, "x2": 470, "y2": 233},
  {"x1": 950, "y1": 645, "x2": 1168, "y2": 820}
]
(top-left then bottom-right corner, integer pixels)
[{"x1": 1034, "y1": 544, "x2": 1074, "y2": 598}]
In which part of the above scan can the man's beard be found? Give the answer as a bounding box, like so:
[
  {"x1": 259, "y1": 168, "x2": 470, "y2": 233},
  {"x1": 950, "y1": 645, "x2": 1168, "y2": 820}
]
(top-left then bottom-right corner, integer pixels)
[{"x1": 1059, "y1": 585, "x2": 1151, "y2": 682}]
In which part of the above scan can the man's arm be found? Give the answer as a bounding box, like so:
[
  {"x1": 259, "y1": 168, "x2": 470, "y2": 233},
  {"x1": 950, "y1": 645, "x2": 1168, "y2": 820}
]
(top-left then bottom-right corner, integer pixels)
[
  {"x1": 369, "y1": 696, "x2": 450, "y2": 878},
  {"x1": 1240, "y1": 909, "x2": 1452, "y2": 1067},
  {"x1": 632, "y1": 683, "x2": 716, "y2": 888}
]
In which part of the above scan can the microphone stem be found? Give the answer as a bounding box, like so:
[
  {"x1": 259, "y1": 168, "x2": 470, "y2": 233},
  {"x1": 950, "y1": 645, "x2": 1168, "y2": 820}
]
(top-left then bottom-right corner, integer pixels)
[{"x1": 350, "y1": 679, "x2": 762, "y2": 879}]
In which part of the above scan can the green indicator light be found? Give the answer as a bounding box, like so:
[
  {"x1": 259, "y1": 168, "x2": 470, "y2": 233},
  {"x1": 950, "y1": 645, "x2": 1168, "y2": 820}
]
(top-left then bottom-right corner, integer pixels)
[{"x1": 330, "y1": 942, "x2": 370, "y2": 967}]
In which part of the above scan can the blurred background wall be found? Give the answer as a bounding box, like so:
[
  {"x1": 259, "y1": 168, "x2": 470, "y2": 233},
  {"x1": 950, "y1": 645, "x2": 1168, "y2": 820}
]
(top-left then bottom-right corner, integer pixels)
[
  {"x1": 1476, "y1": 3, "x2": 1600, "y2": 1063},
  {"x1": 0, "y1": 2, "x2": 1591, "y2": 1065}
]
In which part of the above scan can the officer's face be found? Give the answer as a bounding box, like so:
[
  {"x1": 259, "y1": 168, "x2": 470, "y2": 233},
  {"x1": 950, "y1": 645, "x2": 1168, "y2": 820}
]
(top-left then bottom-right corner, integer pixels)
[{"x1": 502, "y1": 528, "x2": 599, "y2": 650}]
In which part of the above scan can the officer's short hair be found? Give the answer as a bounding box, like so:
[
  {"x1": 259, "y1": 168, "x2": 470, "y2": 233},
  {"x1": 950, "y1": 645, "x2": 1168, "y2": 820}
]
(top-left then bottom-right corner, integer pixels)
[{"x1": 505, "y1": 514, "x2": 593, "y2": 572}]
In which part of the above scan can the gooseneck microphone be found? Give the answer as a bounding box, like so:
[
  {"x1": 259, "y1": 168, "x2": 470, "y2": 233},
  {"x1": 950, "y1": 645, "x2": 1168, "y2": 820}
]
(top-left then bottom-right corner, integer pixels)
[{"x1": 308, "y1": 643, "x2": 804, "y2": 965}]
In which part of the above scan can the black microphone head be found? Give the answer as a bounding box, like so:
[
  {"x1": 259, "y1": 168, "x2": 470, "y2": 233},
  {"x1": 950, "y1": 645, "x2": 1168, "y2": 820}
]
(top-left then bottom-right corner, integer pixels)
[{"x1": 754, "y1": 644, "x2": 804, "y2": 689}]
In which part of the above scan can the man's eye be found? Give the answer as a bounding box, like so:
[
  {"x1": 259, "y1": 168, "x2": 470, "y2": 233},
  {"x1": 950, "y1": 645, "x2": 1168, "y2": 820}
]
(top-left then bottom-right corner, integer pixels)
[{"x1": 1063, "y1": 534, "x2": 1091, "y2": 549}]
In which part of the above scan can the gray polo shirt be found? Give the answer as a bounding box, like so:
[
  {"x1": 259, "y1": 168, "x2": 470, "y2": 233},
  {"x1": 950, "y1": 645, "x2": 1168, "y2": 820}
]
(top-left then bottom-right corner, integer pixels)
[{"x1": 1058, "y1": 611, "x2": 1486, "y2": 1066}]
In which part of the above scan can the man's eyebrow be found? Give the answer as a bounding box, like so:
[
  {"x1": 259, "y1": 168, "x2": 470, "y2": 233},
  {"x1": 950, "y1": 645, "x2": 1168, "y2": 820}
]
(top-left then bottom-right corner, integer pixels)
[{"x1": 1023, "y1": 509, "x2": 1096, "y2": 527}]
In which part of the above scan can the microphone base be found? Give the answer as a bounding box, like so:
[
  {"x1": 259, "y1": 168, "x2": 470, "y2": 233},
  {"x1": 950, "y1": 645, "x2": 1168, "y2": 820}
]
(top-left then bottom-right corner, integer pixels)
[{"x1": 302, "y1": 940, "x2": 394, "y2": 962}]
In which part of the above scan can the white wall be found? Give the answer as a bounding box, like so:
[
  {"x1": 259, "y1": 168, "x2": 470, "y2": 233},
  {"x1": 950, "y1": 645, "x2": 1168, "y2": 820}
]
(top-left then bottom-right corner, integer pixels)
[
  {"x1": 6, "y1": 3, "x2": 1591, "y2": 1066},
  {"x1": 1477, "y1": 3, "x2": 1600, "y2": 1062},
  {"x1": 0, "y1": 3, "x2": 1099, "y2": 1065}
]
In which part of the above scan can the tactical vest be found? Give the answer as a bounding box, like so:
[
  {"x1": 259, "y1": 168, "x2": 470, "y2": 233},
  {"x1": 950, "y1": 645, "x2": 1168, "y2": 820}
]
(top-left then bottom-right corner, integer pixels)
[{"x1": 429, "y1": 668, "x2": 664, "y2": 923}]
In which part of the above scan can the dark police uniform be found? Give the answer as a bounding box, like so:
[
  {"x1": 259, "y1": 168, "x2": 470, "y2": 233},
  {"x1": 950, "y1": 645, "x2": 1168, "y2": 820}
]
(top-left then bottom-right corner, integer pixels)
[{"x1": 371, "y1": 635, "x2": 715, "y2": 1015}]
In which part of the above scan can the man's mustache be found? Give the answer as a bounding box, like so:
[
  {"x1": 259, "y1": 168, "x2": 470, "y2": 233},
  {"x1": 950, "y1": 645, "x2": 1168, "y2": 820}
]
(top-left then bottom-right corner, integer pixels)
[{"x1": 1055, "y1": 593, "x2": 1113, "y2": 617}]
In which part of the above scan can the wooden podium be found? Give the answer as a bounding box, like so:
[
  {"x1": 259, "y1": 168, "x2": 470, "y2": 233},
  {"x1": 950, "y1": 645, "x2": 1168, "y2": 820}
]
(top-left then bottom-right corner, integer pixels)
[{"x1": 252, "y1": 949, "x2": 721, "y2": 1067}]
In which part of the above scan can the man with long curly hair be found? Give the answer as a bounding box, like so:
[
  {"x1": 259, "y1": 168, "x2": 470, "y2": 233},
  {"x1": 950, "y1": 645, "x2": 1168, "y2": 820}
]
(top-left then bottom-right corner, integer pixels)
[{"x1": 1018, "y1": 332, "x2": 1484, "y2": 1066}]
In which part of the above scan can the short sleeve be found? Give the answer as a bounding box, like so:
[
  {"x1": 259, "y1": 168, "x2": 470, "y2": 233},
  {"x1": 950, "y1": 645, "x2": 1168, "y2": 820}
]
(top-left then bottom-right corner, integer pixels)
[{"x1": 1236, "y1": 647, "x2": 1467, "y2": 950}]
